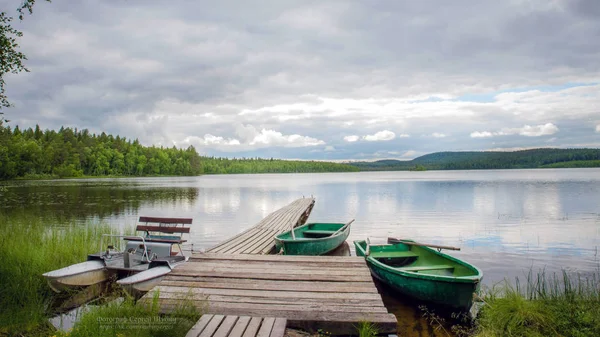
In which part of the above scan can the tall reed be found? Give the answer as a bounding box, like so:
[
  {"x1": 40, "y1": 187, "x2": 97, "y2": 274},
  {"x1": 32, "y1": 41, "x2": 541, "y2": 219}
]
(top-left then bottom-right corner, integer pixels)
[
  {"x1": 0, "y1": 212, "x2": 126, "y2": 335},
  {"x1": 474, "y1": 269, "x2": 600, "y2": 337}
]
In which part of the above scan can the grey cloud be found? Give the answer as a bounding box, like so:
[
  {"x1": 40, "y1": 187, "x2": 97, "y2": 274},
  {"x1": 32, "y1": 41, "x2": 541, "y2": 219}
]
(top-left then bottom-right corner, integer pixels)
[{"x1": 3, "y1": 0, "x2": 600, "y2": 158}]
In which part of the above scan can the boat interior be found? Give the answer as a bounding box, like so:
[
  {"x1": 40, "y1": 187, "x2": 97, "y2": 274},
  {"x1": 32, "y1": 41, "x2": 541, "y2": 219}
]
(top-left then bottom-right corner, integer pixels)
[
  {"x1": 284, "y1": 222, "x2": 347, "y2": 239},
  {"x1": 359, "y1": 241, "x2": 477, "y2": 277}
]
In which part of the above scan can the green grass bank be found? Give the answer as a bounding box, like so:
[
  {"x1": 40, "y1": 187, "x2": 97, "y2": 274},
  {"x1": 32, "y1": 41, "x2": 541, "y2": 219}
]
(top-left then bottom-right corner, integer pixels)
[{"x1": 0, "y1": 213, "x2": 128, "y2": 335}]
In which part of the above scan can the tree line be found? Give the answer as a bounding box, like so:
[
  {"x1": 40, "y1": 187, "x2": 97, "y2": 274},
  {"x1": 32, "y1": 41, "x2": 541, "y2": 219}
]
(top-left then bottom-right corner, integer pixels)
[
  {"x1": 350, "y1": 148, "x2": 600, "y2": 171},
  {"x1": 0, "y1": 125, "x2": 358, "y2": 180}
]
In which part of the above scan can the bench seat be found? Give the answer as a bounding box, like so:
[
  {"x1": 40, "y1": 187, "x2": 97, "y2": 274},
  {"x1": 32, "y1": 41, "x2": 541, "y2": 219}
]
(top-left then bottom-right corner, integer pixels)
[
  {"x1": 369, "y1": 251, "x2": 419, "y2": 258},
  {"x1": 398, "y1": 264, "x2": 455, "y2": 272},
  {"x1": 302, "y1": 230, "x2": 336, "y2": 238}
]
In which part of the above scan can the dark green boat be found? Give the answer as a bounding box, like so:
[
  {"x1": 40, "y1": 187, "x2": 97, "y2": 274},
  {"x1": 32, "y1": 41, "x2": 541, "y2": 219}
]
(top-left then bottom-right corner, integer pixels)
[
  {"x1": 275, "y1": 220, "x2": 353, "y2": 255},
  {"x1": 354, "y1": 238, "x2": 482, "y2": 310}
]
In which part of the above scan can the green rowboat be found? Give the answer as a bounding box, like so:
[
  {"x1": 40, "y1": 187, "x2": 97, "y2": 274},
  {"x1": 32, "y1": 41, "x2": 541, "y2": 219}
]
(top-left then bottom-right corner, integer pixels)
[
  {"x1": 354, "y1": 238, "x2": 482, "y2": 310},
  {"x1": 275, "y1": 220, "x2": 353, "y2": 255}
]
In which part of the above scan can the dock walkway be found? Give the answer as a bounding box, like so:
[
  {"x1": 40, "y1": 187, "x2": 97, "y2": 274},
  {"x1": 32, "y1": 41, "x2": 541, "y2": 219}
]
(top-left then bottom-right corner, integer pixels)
[
  {"x1": 207, "y1": 198, "x2": 315, "y2": 255},
  {"x1": 147, "y1": 253, "x2": 397, "y2": 334},
  {"x1": 142, "y1": 198, "x2": 398, "y2": 335}
]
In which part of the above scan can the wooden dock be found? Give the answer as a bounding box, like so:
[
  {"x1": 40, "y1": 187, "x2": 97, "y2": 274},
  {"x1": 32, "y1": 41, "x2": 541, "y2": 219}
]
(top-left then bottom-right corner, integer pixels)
[
  {"x1": 207, "y1": 198, "x2": 315, "y2": 255},
  {"x1": 186, "y1": 315, "x2": 286, "y2": 337},
  {"x1": 146, "y1": 253, "x2": 397, "y2": 335},
  {"x1": 142, "y1": 198, "x2": 398, "y2": 335}
]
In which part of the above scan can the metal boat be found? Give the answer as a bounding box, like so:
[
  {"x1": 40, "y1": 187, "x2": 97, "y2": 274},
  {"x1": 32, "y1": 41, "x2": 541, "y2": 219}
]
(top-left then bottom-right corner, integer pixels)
[{"x1": 43, "y1": 217, "x2": 192, "y2": 297}]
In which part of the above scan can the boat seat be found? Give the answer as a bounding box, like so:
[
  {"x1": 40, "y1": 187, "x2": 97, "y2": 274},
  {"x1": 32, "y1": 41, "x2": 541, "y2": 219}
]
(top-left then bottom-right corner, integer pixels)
[
  {"x1": 369, "y1": 251, "x2": 418, "y2": 258},
  {"x1": 398, "y1": 264, "x2": 455, "y2": 272},
  {"x1": 303, "y1": 230, "x2": 336, "y2": 238}
]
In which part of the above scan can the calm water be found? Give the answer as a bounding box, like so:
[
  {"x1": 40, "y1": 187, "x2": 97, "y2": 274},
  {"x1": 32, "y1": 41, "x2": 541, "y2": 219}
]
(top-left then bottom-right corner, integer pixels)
[{"x1": 2, "y1": 169, "x2": 600, "y2": 334}]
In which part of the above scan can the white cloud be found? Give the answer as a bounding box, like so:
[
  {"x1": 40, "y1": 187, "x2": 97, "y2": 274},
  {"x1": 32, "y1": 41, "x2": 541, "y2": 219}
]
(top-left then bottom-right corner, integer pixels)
[
  {"x1": 249, "y1": 128, "x2": 325, "y2": 147},
  {"x1": 344, "y1": 135, "x2": 360, "y2": 142},
  {"x1": 324, "y1": 145, "x2": 336, "y2": 152},
  {"x1": 471, "y1": 123, "x2": 559, "y2": 138},
  {"x1": 399, "y1": 134, "x2": 410, "y2": 138},
  {"x1": 511, "y1": 123, "x2": 559, "y2": 137},
  {"x1": 363, "y1": 130, "x2": 396, "y2": 142},
  {"x1": 470, "y1": 131, "x2": 494, "y2": 138},
  {"x1": 431, "y1": 133, "x2": 447, "y2": 138},
  {"x1": 202, "y1": 134, "x2": 240, "y2": 146}
]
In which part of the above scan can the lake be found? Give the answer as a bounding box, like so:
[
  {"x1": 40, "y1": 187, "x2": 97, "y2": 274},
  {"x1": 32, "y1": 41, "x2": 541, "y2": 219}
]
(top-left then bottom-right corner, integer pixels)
[
  {"x1": 2, "y1": 169, "x2": 599, "y2": 334},
  {"x1": 2, "y1": 168, "x2": 599, "y2": 284}
]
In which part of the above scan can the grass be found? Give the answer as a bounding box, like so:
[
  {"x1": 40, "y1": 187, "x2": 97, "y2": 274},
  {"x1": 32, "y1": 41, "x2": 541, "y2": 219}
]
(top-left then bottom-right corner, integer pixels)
[
  {"x1": 472, "y1": 270, "x2": 600, "y2": 337},
  {"x1": 56, "y1": 290, "x2": 201, "y2": 337},
  {"x1": 355, "y1": 321, "x2": 379, "y2": 337},
  {"x1": 0, "y1": 212, "x2": 129, "y2": 336}
]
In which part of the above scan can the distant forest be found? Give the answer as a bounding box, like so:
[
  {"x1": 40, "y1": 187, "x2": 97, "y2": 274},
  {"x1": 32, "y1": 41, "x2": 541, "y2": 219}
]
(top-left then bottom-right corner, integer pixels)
[
  {"x1": 349, "y1": 149, "x2": 600, "y2": 171},
  {"x1": 2, "y1": 125, "x2": 599, "y2": 180},
  {"x1": 0, "y1": 125, "x2": 358, "y2": 180}
]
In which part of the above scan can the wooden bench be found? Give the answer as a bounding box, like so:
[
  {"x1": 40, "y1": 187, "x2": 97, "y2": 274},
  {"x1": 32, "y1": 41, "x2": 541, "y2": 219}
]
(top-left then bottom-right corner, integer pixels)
[
  {"x1": 137, "y1": 216, "x2": 192, "y2": 234},
  {"x1": 398, "y1": 265, "x2": 455, "y2": 272},
  {"x1": 186, "y1": 315, "x2": 286, "y2": 337},
  {"x1": 369, "y1": 251, "x2": 418, "y2": 259},
  {"x1": 302, "y1": 230, "x2": 336, "y2": 238}
]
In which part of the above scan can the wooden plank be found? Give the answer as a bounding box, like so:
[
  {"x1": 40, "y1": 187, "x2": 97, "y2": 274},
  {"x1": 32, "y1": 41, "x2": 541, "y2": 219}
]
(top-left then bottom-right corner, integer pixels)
[
  {"x1": 256, "y1": 317, "x2": 275, "y2": 337},
  {"x1": 153, "y1": 298, "x2": 388, "y2": 314},
  {"x1": 136, "y1": 225, "x2": 190, "y2": 233},
  {"x1": 270, "y1": 318, "x2": 287, "y2": 337},
  {"x1": 165, "y1": 269, "x2": 372, "y2": 282},
  {"x1": 154, "y1": 286, "x2": 383, "y2": 300},
  {"x1": 183, "y1": 258, "x2": 367, "y2": 269},
  {"x1": 208, "y1": 226, "x2": 257, "y2": 253},
  {"x1": 159, "y1": 279, "x2": 378, "y2": 293},
  {"x1": 204, "y1": 301, "x2": 389, "y2": 314},
  {"x1": 181, "y1": 260, "x2": 369, "y2": 272},
  {"x1": 186, "y1": 314, "x2": 213, "y2": 337},
  {"x1": 178, "y1": 264, "x2": 371, "y2": 276},
  {"x1": 242, "y1": 317, "x2": 262, "y2": 337},
  {"x1": 229, "y1": 228, "x2": 277, "y2": 255},
  {"x1": 210, "y1": 228, "x2": 264, "y2": 254},
  {"x1": 198, "y1": 314, "x2": 225, "y2": 337},
  {"x1": 191, "y1": 253, "x2": 365, "y2": 263},
  {"x1": 246, "y1": 229, "x2": 280, "y2": 254},
  {"x1": 139, "y1": 216, "x2": 193, "y2": 224},
  {"x1": 156, "y1": 293, "x2": 385, "y2": 307},
  {"x1": 168, "y1": 271, "x2": 372, "y2": 282},
  {"x1": 228, "y1": 316, "x2": 251, "y2": 337},
  {"x1": 151, "y1": 297, "x2": 388, "y2": 313},
  {"x1": 213, "y1": 315, "x2": 239, "y2": 337}
]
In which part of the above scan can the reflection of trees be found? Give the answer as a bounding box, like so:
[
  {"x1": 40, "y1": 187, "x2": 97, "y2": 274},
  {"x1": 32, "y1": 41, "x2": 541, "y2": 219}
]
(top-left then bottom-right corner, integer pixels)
[{"x1": 0, "y1": 183, "x2": 198, "y2": 220}]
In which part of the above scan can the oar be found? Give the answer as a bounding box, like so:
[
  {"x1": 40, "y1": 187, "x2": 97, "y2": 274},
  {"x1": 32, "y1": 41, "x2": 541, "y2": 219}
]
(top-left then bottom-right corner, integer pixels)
[
  {"x1": 388, "y1": 237, "x2": 461, "y2": 251},
  {"x1": 330, "y1": 219, "x2": 355, "y2": 236},
  {"x1": 291, "y1": 221, "x2": 296, "y2": 240},
  {"x1": 365, "y1": 237, "x2": 371, "y2": 256}
]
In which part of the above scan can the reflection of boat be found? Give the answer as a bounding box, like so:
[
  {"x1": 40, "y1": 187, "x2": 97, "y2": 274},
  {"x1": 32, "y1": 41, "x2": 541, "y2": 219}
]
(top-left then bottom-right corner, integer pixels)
[
  {"x1": 325, "y1": 240, "x2": 351, "y2": 256},
  {"x1": 354, "y1": 238, "x2": 482, "y2": 311},
  {"x1": 43, "y1": 217, "x2": 192, "y2": 297},
  {"x1": 274, "y1": 220, "x2": 353, "y2": 255}
]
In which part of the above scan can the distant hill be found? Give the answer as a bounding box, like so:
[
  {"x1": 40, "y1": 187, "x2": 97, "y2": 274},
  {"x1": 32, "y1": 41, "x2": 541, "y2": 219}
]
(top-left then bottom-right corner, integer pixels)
[{"x1": 349, "y1": 148, "x2": 600, "y2": 171}]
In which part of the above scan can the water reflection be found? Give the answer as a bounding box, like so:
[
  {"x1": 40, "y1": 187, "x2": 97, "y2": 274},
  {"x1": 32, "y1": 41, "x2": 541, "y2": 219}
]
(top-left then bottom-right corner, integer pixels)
[{"x1": 1, "y1": 169, "x2": 599, "y2": 284}]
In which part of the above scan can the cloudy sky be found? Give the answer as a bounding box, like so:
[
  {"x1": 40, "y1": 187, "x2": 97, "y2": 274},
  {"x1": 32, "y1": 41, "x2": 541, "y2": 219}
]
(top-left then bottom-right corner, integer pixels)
[{"x1": 3, "y1": 0, "x2": 600, "y2": 160}]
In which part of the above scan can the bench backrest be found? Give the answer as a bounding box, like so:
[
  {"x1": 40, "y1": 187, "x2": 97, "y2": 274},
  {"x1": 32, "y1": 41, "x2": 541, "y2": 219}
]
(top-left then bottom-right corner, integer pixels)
[{"x1": 136, "y1": 216, "x2": 193, "y2": 234}]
